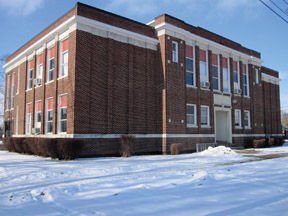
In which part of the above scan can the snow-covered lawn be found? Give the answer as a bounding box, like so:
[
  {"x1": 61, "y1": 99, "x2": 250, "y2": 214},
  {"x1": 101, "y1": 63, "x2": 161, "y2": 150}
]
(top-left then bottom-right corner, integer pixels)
[{"x1": 1, "y1": 146, "x2": 288, "y2": 216}]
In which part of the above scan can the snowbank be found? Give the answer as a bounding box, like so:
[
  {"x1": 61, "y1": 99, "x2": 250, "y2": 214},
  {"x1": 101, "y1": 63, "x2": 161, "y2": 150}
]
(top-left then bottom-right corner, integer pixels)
[{"x1": 198, "y1": 146, "x2": 239, "y2": 157}]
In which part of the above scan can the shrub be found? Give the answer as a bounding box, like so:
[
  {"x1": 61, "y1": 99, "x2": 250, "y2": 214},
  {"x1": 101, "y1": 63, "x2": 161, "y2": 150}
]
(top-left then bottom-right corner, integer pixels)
[
  {"x1": 120, "y1": 135, "x2": 135, "y2": 157},
  {"x1": 253, "y1": 139, "x2": 266, "y2": 148},
  {"x1": 268, "y1": 138, "x2": 275, "y2": 147},
  {"x1": 5, "y1": 138, "x2": 15, "y2": 152},
  {"x1": 57, "y1": 139, "x2": 84, "y2": 160},
  {"x1": 274, "y1": 137, "x2": 284, "y2": 146},
  {"x1": 244, "y1": 137, "x2": 254, "y2": 148},
  {"x1": 170, "y1": 143, "x2": 184, "y2": 155}
]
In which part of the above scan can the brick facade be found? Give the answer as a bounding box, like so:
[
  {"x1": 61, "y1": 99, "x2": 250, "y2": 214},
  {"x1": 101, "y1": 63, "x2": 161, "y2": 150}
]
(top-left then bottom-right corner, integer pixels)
[{"x1": 3, "y1": 3, "x2": 282, "y2": 156}]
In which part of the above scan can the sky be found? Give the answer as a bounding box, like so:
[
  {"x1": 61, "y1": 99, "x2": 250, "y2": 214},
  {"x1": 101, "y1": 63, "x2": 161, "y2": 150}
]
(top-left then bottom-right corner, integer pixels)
[{"x1": 0, "y1": 0, "x2": 287, "y2": 110}]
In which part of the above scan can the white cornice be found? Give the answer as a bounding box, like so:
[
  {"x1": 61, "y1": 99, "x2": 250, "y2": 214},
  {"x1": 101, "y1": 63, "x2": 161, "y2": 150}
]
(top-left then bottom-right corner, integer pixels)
[
  {"x1": 155, "y1": 22, "x2": 263, "y2": 66},
  {"x1": 262, "y1": 73, "x2": 279, "y2": 85}
]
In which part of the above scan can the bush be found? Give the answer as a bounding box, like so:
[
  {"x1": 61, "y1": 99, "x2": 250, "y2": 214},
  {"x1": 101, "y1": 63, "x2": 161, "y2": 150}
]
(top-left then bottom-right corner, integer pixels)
[
  {"x1": 253, "y1": 139, "x2": 266, "y2": 148},
  {"x1": 170, "y1": 143, "x2": 183, "y2": 155},
  {"x1": 120, "y1": 135, "x2": 135, "y2": 157},
  {"x1": 57, "y1": 139, "x2": 84, "y2": 160},
  {"x1": 244, "y1": 137, "x2": 254, "y2": 148},
  {"x1": 268, "y1": 138, "x2": 275, "y2": 147},
  {"x1": 4, "y1": 138, "x2": 15, "y2": 152},
  {"x1": 274, "y1": 137, "x2": 284, "y2": 146}
]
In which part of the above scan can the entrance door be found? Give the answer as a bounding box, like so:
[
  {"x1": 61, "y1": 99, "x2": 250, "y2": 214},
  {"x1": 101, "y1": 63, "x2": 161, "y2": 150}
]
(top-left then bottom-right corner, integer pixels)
[{"x1": 215, "y1": 111, "x2": 230, "y2": 143}]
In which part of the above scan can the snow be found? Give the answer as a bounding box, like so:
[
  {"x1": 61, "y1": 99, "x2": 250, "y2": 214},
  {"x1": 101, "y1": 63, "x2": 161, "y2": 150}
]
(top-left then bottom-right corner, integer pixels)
[{"x1": 1, "y1": 145, "x2": 288, "y2": 216}]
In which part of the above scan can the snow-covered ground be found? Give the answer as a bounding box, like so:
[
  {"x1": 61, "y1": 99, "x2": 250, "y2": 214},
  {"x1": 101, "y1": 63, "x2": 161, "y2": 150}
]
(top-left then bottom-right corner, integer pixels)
[{"x1": 1, "y1": 146, "x2": 288, "y2": 216}]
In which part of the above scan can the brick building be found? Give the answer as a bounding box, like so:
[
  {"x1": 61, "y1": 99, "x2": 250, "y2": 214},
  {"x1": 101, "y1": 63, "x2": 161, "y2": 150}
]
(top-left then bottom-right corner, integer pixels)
[{"x1": 3, "y1": 3, "x2": 282, "y2": 156}]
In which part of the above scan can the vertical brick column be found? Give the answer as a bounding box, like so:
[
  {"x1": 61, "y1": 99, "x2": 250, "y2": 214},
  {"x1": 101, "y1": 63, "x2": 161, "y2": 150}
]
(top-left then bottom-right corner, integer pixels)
[
  {"x1": 42, "y1": 46, "x2": 47, "y2": 134},
  {"x1": 53, "y1": 38, "x2": 59, "y2": 134},
  {"x1": 107, "y1": 38, "x2": 114, "y2": 133},
  {"x1": 31, "y1": 54, "x2": 37, "y2": 129},
  {"x1": 128, "y1": 43, "x2": 134, "y2": 134}
]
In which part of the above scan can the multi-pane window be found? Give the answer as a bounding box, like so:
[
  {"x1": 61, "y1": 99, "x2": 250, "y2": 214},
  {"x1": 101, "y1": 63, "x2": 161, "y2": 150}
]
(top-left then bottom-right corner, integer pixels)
[
  {"x1": 244, "y1": 110, "x2": 251, "y2": 128},
  {"x1": 27, "y1": 60, "x2": 34, "y2": 90},
  {"x1": 199, "y1": 49, "x2": 208, "y2": 84},
  {"x1": 242, "y1": 64, "x2": 249, "y2": 96},
  {"x1": 201, "y1": 106, "x2": 210, "y2": 127},
  {"x1": 172, "y1": 41, "x2": 178, "y2": 63},
  {"x1": 186, "y1": 45, "x2": 195, "y2": 86},
  {"x1": 16, "y1": 67, "x2": 20, "y2": 94},
  {"x1": 233, "y1": 61, "x2": 240, "y2": 93},
  {"x1": 58, "y1": 94, "x2": 67, "y2": 133},
  {"x1": 255, "y1": 69, "x2": 259, "y2": 84},
  {"x1": 35, "y1": 101, "x2": 42, "y2": 129},
  {"x1": 234, "y1": 109, "x2": 241, "y2": 128},
  {"x1": 11, "y1": 73, "x2": 15, "y2": 109},
  {"x1": 6, "y1": 75, "x2": 10, "y2": 110},
  {"x1": 46, "y1": 98, "x2": 53, "y2": 134},
  {"x1": 26, "y1": 103, "x2": 32, "y2": 134},
  {"x1": 187, "y1": 104, "x2": 197, "y2": 127},
  {"x1": 212, "y1": 53, "x2": 219, "y2": 91},
  {"x1": 36, "y1": 54, "x2": 43, "y2": 82},
  {"x1": 59, "y1": 39, "x2": 69, "y2": 78},
  {"x1": 47, "y1": 47, "x2": 55, "y2": 82},
  {"x1": 222, "y1": 57, "x2": 230, "y2": 93}
]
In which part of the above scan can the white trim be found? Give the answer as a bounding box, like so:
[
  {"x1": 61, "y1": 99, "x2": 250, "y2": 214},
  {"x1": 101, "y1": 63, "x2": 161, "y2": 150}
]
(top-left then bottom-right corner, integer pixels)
[
  {"x1": 34, "y1": 100, "x2": 42, "y2": 130},
  {"x1": 234, "y1": 109, "x2": 242, "y2": 128},
  {"x1": 58, "y1": 93, "x2": 68, "y2": 134},
  {"x1": 186, "y1": 104, "x2": 197, "y2": 127},
  {"x1": 262, "y1": 73, "x2": 279, "y2": 85},
  {"x1": 232, "y1": 134, "x2": 282, "y2": 137},
  {"x1": 12, "y1": 133, "x2": 216, "y2": 139},
  {"x1": 200, "y1": 105, "x2": 210, "y2": 127},
  {"x1": 45, "y1": 97, "x2": 54, "y2": 134},
  {"x1": 244, "y1": 110, "x2": 251, "y2": 129},
  {"x1": 16, "y1": 66, "x2": 20, "y2": 95},
  {"x1": 155, "y1": 22, "x2": 262, "y2": 66}
]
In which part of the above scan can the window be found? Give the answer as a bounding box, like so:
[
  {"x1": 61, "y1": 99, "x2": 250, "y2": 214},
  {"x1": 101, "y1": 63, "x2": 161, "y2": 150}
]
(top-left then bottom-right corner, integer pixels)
[
  {"x1": 187, "y1": 104, "x2": 197, "y2": 127},
  {"x1": 47, "y1": 47, "x2": 55, "y2": 82},
  {"x1": 255, "y1": 69, "x2": 259, "y2": 84},
  {"x1": 26, "y1": 103, "x2": 32, "y2": 134},
  {"x1": 222, "y1": 57, "x2": 230, "y2": 93},
  {"x1": 212, "y1": 54, "x2": 219, "y2": 91},
  {"x1": 233, "y1": 61, "x2": 240, "y2": 93},
  {"x1": 46, "y1": 98, "x2": 53, "y2": 134},
  {"x1": 234, "y1": 109, "x2": 241, "y2": 128},
  {"x1": 244, "y1": 110, "x2": 251, "y2": 128},
  {"x1": 242, "y1": 64, "x2": 249, "y2": 96},
  {"x1": 201, "y1": 106, "x2": 210, "y2": 127},
  {"x1": 172, "y1": 41, "x2": 178, "y2": 63},
  {"x1": 58, "y1": 94, "x2": 67, "y2": 133},
  {"x1": 186, "y1": 45, "x2": 195, "y2": 86},
  {"x1": 59, "y1": 39, "x2": 69, "y2": 78},
  {"x1": 199, "y1": 49, "x2": 208, "y2": 83},
  {"x1": 11, "y1": 73, "x2": 15, "y2": 109},
  {"x1": 35, "y1": 54, "x2": 43, "y2": 86},
  {"x1": 16, "y1": 67, "x2": 20, "y2": 94},
  {"x1": 35, "y1": 101, "x2": 42, "y2": 130},
  {"x1": 27, "y1": 60, "x2": 34, "y2": 90},
  {"x1": 6, "y1": 75, "x2": 10, "y2": 110}
]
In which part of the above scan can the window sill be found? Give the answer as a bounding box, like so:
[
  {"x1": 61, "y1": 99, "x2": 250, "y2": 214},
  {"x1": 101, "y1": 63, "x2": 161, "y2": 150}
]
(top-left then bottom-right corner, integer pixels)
[
  {"x1": 201, "y1": 125, "x2": 211, "y2": 128},
  {"x1": 243, "y1": 96, "x2": 250, "y2": 99},
  {"x1": 45, "y1": 80, "x2": 54, "y2": 85},
  {"x1": 57, "y1": 75, "x2": 68, "y2": 81},
  {"x1": 26, "y1": 89, "x2": 32, "y2": 92},
  {"x1": 234, "y1": 93, "x2": 242, "y2": 97},
  {"x1": 186, "y1": 84, "x2": 197, "y2": 89},
  {"x1": 200, "y1": 87, "x2": 210, "y2": 91},
  {"x1": 5, "y1": 109, "x2": 10, "y2": 112},
  {"x1": 187, "y1": 125, "x2": 198, "y2": 128},
  {"x1": 35, "y1": 85, "x2": 42, "y2": 89},
  {"x1": 213, "y1": 89, "x2": 221, "y2": 93},
  {"x1": 235, "y1": 127, "x2": 242, "y2": 129},
  {"x1": 244, "y1": 127, "x2": 252, "y2": 130}
]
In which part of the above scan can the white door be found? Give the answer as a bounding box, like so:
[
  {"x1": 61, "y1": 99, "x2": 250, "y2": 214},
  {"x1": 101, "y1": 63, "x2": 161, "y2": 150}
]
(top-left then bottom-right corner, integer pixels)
[{"x1": 215, "y1": 111, "x2": 229, "y2": 143}]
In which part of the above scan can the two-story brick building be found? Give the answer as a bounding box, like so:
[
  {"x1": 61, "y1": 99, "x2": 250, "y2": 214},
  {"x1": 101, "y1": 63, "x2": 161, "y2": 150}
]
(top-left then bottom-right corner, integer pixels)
[{"x1": 3, "y1": 3, "x2": 281, "y2": 156}]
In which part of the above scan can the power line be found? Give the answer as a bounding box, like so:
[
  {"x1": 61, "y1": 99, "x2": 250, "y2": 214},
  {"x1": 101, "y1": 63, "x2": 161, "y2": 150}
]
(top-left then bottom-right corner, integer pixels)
[
  {"x1": 268, "y1": 0, "x2": 288, "y2": 17},
  {"x1": 258, "y1": 0, "x2": 288, "y2": 24}
]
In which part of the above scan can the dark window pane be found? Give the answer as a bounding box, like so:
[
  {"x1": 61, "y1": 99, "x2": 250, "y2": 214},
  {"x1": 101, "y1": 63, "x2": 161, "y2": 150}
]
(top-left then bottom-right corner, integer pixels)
[
  {"x1": 48, "y1": 111, "x2": 53, "y2": 121},
  {"x1": 186, "y1": 72, "x2": 193, "y2": 85},
  {"x1": 213, "y1": 78, "x2": 218, "y2": 90},
  {"x1": 212, "y1": 66, "x2": 218, "y2": 77},
  {"x1": 61, "y1": 121, "x2": 67, "y2": 132},
  {"x1": 186, "y1": 105, "x2": 194, "y2": 114},
  {"x1": 186, "y1": 58, "x2": 193, "y2": 71},
  {"x1": 233, "y1": 71, "x2": 238, "y2": 82},
  {"x1": 37, "y1": 113, "x2": 41, "y2": 122},
  {"x1": 50, "y1": 59, "x2": 55, "y2": 70},
  {"x1": 48, "y1": 122, "x2": 53, "y2": 133},
  {"x1": 61, "y1": 108, "x2": 67, "y2": 120}
]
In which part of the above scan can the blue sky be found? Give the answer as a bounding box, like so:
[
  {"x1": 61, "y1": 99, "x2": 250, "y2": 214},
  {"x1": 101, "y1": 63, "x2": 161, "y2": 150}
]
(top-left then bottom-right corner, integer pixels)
[{"x1": 0, "y1": 0, "x2": 287, "y2": 110}]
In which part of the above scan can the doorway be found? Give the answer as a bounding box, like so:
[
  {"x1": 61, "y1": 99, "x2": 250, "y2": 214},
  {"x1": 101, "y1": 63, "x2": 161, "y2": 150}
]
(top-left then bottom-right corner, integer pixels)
[{"x1": 215, "y1": 110, "x2": 231, "y2": 144}]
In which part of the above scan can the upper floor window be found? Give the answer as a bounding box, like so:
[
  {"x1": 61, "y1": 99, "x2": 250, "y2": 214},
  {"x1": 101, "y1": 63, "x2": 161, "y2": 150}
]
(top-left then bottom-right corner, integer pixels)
[
  {"x1": 187, "y1": 104, "x2": 197, "y2": 127},
  {"x1": 16, "y1": 67, "x2": 20, "y2": 94},
  {"x1": 201, "y1": 105, "x2": 210, "y2": 127},
  {"x1": 6, "y1": 75, "x2": 10, "y2": 110},
  {"x1": 46, "y1": 98, "x2": 53, "y2": 134},
  {"x1": 35, "y1": 101, "x2": 42, "y2": 130},
  {"x1": 233, "y1": 61, "x2": 240, "y2": 93},
  {"x1": 11, "y1": 73, "x2": 15, "y2": 109},
  {"x1": 58, "y1": 94, "x2": 67, "y2": 133},
  {"x1": 244, "y1": 110, "x2": 251, "y2": 128},
  {"x1": 26, "y1": 103, "x2": 32, "y2": 135},
  {"x1": 36, "y1": 54, "x2": 43, "y2": 83},
  {"x1": 172, "y1": 41, "x2": 178, "y2": 63},
  {"x1": 59, "y1": 39, "x2": 69, "y2": 78},
  {"x1": 199, "y1": 49, "x2": 209, "y2": 87},
  {"x1": 234, "y1": 109, "x2": 241, "y2": 128},
  {"x1": 212, "y1": 53, "x2": 219, "y2": 91},
  {"x1": 47, "y1": 47, "x2": 55, "y2": 82},
  {"x1": 222, "y1": 57, "x2": 230, "y2": 93},
  {"x1": 242, "y1": 64, "x2": 249, "y2": 97},
  {"x1": 185, "y1": 45, "x2": 195, "y2": 87},
  {"x1": 255, "y1": 69, "x2": 259, "y2": 84},
  {"x1": 27, "y1": 60, "x2": 34, "y2": 90}
]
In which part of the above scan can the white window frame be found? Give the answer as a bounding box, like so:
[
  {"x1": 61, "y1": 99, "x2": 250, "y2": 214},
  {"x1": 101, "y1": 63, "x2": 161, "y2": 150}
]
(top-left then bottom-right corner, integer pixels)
[
  {"x1": 59, "y1": 39, "x2": 69, "y2": 78},
  {"x1": 222, "y1": 57, "x2": 230, "y2": 93},
  {"x1": 255, "y1": 68, "x2": 259, "y2": 84},
  {"x1": 186, "y1": 104, "x2": 197, "y2": 127},
  {"x1": 11, "y1": 73, "x2": 15, "y2": 110},
  {"x1": 234, "y1": 109, "x2": 242, "y2": 129},
  {"x1": 26, "y1": 103, "x2": 32, "y2": 135},
  {"x1": 47, "y1": 47, "x2": 55, "y2": 83},
  {"x1": 200, "y1": 105, "x2": 210, "y2": 127},
  {"x1": 172, "y1": 41, "x2": 178, "y2": 63},
  {"x1": 27, "y1": 62, "x2": 33, "y2": 90},
  {"x1": 6, "y1": 75, "x2": 10, "y2": 111},
  {"x1": 16, "y1": 66, "x2": 20, "y2": 95},
  {"x1": 36, "y1": 54, "x2": 43, "y2": 81},
  {"x1": 200, "y1": 49, "x2": 209, "y2": 83},
  {"x1": 35, "y1": 100, "x2": 42, "y2": 130},
  {"x1": 212, "y1": 54, "x2": 220, "y2": 91},
  {"x1": 243, "y1": 64, "x2": 249, "y2": 97},
  {"x1": 233, "y1": 61, "x2": 240, "y2": 91},
  {"x1": 244, "y1": 110, "x2": 251, "y2": 129},
  {"x1": 186, "y1": 57, "x2": 196, "y2": 87},
  {"x1": 58, "y1": 93, "x2": 68, "y2": 134},
  {"x1": 45, "y1": 97, "x2": 53, "y2": 134}
]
